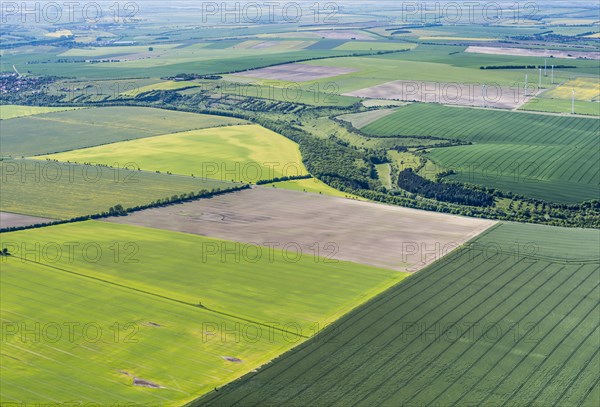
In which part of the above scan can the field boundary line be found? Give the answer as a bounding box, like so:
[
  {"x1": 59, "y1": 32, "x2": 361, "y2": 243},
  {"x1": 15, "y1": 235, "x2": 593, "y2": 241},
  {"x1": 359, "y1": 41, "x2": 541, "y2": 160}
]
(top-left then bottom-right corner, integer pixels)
[{"x1": 9, "y1": 256, "x2": 308, "y2": 339}]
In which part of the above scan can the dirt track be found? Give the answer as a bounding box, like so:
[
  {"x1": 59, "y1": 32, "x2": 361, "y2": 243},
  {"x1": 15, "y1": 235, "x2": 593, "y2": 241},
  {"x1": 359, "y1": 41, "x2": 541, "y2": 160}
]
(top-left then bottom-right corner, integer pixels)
[{"x1": 104, "y1": 187, "x2": 496, "y2": 271}]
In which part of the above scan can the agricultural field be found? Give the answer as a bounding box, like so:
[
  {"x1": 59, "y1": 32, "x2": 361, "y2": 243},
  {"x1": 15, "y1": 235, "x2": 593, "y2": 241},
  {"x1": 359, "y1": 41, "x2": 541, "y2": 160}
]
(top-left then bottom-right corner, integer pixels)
[
  {"x1": 465, "y1": 46, "x2": 600, "y2": 60},
  {"x1": 361, "y1": 104, "x2": 600, "y2": 202},
  {"x1": 40, "y1": 124, "x2": 307, "y2": 183},
  {"x1": 196, "y1": 222, "x2": 600, "y2": 407},
  {"x1": 233, "y1": 63, "x2": 358, "y2": 82},
  {"x1": 105, "y1": 187, "x2": 495, "y2": 271},
  {"x1": 2, "y1": 2, "x2": 600, "y2": 405},
  {"x1": 0, "y1": 212, "x2": 52, "y2": 229},
  {"x1": 265, "y1": 177, "x2": 363, "y2": 199},
  {"x1": 520, "y1": 97, "x2": 600, "y2": 116},
  {"x1": 0, "y1": 220, "x2": 412, "y2": 405},
  {"x1": 0, "y1": 105, "x2": 82, "y2": 120},
  {"x1": 1, "y1": 43, "x2": 353, "y2": 78},
  {"x1": 344, "y1": 79, "x2": 531, "y2": 108},
  {"x1": 0, "y1": 159, "x2": 232, "y2": 220},
  {"x1": 121, "y1": 80, "x2": 202, "y2": 97},
  {"x1": 544, "y1": 78, "x2": 600, "y2": 101},
  {"x1": 1, "y1": 107, "x2": 246, "y2": 157},
  {"x1": 337, "y1": 108, "x2": 398, "y2": 128},
  {"x1": 333, "y1": 41, "x2": 416, "y2": 51},
  {"x1": 214, "y1": 80, "x2": 361, "y2": 107}
]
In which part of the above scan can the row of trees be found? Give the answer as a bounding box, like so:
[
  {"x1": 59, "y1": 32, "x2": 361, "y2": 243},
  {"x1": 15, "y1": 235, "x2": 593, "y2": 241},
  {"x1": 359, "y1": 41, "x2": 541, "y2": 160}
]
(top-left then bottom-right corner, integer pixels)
[
  {"x1": 397, "y1": 169, "x2": 495, "y2": 207},
  {"x1": 0, "y1": 185, "x2": 250, "y2": 234}
]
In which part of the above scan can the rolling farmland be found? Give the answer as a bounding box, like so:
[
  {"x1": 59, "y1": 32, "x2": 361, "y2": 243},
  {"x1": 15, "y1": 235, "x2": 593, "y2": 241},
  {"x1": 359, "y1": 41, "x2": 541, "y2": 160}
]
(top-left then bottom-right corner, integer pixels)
[
  {"x1": 1, "y1": 107, "x2": 246, "y2": 156},
  {"x1": 0, "y1": 220, "x2": 409, "y2": 404},
  {"x1": 1, "y1": 221, "x2": 406, "y2": 331},
  {"x1": 195, "y1": 222, "x2": 600, "y2": 407},
  {"x1": 0, "y1": 105, "x2": 82, "y2": 120},
  {"x1": 362, "y1": 104, "x2": 600, "y2": 202},
  {"x1": 0, "y1": 256, "x2": 298, "y2": 405},
  {"x1": 105, "y1": 187, "x2": 495, "y2": 271},
  {"x1": 2, "y1": 2, "x2": 600, "y2": 405},
  {"x1": 0, "y1": 159, "x2": 233, "y2": 220},
  {"x1": 40, "y1": 124, "x2": 308, "y2": 183}
]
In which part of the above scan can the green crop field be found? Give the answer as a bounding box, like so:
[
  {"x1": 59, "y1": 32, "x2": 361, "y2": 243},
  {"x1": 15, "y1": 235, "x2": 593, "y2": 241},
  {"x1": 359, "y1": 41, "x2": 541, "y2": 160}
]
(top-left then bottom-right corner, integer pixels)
[
  {"x1": 0, "y1": 105, "x2": 82, "y2": 120},
  {"x1": 40, "y1": 124, "x2": 308, "y2": 183},
  {"x1": 195, "y1": 222, "x2": 600, "y2": 407},
  {"x1": 0, "y1": 159, "x2": 232, "y2": 220},
  {"x1": 2, "y1": 4, "x2": 600, "y2": 405},
  {"x1": 333, "y1": 41, "x2": 416, "y2": 51},
  {"x1": 520, "y1": 97, "x2": 600, "y2": 116},
  {"x1": 2, "y1": 47, "x2": 352, "y2": 79},
  {"x1": 266, "y1": 177, "x2": 363, "y2": 199},
  {"x1": 0, "y1": 256, "x2": 295, "y2": 406},
  {"x1": 1, "y1": 107, "x2": 246, "y2": 157},
  {"x1": 362, "y1": 104, "x2": 600, "y2": 202},
  {"x1": 215, "y1": 80, "x2": 361, "y2": 107},
  {"x1": 290, "y1": 44, "x2": 600, "y2": 94},
  {"x1": 0, "y1": 221, "x2": 406, "y2": 405},
  {"x1": 121, "y1": 80, "x2": 202, "y2": 96}
]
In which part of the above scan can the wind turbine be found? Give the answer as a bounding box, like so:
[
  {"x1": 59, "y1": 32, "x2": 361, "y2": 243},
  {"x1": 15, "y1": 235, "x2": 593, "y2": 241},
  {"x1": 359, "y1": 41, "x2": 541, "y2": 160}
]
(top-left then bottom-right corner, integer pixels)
[{"x1": 572, "y1": 89, "x2": 575, "y2": 114}]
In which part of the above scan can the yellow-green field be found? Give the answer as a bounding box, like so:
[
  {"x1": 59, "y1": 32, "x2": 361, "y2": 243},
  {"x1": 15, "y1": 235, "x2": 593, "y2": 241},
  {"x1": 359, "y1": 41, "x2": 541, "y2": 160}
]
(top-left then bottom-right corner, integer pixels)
[
  {"x1": 267, "y1": 177, "x2": 363, "y2": 199},
  {"x1": 40, "y1": 124, "x2": 308, "y2": 183},
  {"x1": 58, "y1": 44, "x2": 180, "y2": 57},
  {"x1": 334, "y1": 42, "x2": 416, "y2": 51},
  {"x1": 0, "y1": 221, "x2": 406, "y2": 405},
  {"x1": 419, "y1": 36, "x2": 496, "y2": 41},
  {"x1": 0, "y1": 105, "x2": 82, "y2": 120},
  {"x1": 121, "y1": 80, "x2": 201, "y2": 96},
  {"x1": 544, "y1": 77, "x2": 600, "y2": 101},
  {"x1": 44, "y1": 29, "x2": 73, "y2": 38}
]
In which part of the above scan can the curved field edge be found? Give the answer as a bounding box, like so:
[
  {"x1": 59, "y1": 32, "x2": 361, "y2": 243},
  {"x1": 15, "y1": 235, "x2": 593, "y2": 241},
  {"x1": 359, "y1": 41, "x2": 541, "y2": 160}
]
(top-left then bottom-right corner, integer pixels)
[
  {"x1": 192, "y1": 222, "x2": 600, "y2": 407},
  {"x1": 0, "y1": 106, "x2": 247, "y2": 157},
  {"x1": 0, "y1": 159, "x2": 237, "y2": 220},
  {"x1": 361, "y1": 104, "x2": 600, "y2": 203},
  {"x1": 37, "y1": 124, "x2": 308, "y2": 183}
]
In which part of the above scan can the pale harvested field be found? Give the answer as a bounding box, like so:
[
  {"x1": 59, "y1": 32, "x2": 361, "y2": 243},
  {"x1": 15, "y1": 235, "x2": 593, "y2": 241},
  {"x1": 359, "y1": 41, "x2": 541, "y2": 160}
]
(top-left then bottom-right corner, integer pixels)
[
  {"x1": 344, "y1": 80, "x2": 536, "y2": 109},
  {"x1": 104, "y1": 187, "x2": 495, "y2": 271},
  {"x1": 337, "y1": 108, "x2": 398, "y2": 128},
  {"x1": 235, "y1": 63, "x2": 358, "y2": 82},
  {"x1": 466, "y1": 46, "x2": 600, "y2": 60},
  {"x1": 0, "y1": 212, "x2": 53, "y2": 229}
]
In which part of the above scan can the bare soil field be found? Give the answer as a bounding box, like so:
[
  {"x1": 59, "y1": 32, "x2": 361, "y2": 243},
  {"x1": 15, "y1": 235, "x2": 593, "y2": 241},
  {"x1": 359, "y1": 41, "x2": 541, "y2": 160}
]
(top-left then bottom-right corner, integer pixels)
[
  {"x1": 344, "y1": 80, "x2": 535, "y2": 109},
  {"x1": 104, "y1": 187, "x2": 495, "y2": 271},
  {"x1": 465, "y1": 46, "x2": 600, "y2": 60},
  {"x1": 235, "y1": 63, "x2": 358, "y2": 82},
  {"x1": 0, "y1": 212, "x2": 53, "y2": 229}
]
